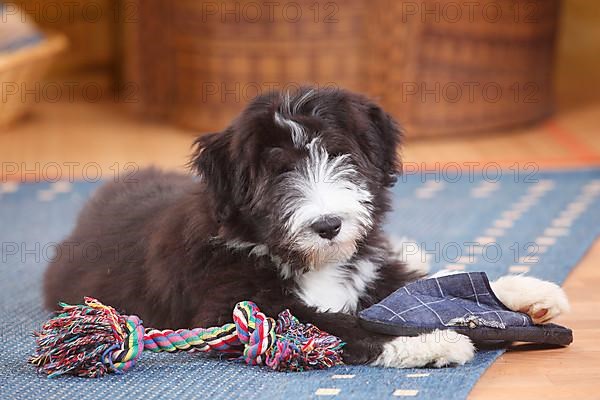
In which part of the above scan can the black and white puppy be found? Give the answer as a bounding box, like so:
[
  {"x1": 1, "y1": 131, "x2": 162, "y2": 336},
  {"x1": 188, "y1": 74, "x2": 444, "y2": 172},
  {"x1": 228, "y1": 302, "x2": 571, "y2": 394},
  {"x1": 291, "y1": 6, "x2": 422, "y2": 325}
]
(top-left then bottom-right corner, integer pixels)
[{"x1": 44, "y1": 87, "x2": 569, "y2": 367}]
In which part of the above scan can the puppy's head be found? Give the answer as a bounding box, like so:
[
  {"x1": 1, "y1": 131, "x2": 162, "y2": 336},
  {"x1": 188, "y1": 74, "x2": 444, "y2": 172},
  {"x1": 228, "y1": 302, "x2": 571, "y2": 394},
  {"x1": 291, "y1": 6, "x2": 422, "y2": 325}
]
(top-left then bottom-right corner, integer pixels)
[{"x1": 192, "y1": 87, "x2": 402, "y2": 276}]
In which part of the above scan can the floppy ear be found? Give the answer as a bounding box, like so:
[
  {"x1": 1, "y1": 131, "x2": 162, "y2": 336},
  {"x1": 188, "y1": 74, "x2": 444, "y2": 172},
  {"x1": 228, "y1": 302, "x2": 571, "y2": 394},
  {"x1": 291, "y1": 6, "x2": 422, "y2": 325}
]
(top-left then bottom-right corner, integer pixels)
[
  {"x1": 367, "y1": 104, "x2": 403, "y2": 187},
  {"x1": 190, "y1": 130, "x2": 236, "y2": 222}
]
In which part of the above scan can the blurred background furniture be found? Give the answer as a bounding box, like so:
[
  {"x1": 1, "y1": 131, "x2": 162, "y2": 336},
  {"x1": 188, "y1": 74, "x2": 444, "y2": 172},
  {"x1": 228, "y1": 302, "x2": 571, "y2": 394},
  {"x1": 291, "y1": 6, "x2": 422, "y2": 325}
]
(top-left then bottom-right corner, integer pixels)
[
  {"x1": 10, "y1": 0, "x2": 114, "y2": 74},
  {"x1": 0, "y1": 2, "x2": 66, "y2": 128},
  {"x1": 120, "y1": 0, "x2": 560, "y2": 136},
  {"x1": 7, "y1": 0, "x2": 575, "y2": 137}
]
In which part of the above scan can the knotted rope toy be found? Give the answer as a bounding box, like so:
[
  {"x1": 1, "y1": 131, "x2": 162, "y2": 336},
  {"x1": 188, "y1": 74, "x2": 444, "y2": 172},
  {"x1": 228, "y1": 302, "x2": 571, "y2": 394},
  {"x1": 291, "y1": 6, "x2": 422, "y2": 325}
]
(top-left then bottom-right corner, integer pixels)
[{"x1": 30, "y1": 298, "x2": 344, "y2": 378}]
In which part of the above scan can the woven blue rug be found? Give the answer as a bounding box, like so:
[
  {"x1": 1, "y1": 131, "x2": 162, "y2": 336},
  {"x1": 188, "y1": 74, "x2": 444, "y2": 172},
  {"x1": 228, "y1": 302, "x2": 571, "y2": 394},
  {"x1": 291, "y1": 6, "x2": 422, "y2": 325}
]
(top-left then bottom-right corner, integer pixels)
[{"x1": 1, "y1": 169, "x2": 599, "y2": 399}]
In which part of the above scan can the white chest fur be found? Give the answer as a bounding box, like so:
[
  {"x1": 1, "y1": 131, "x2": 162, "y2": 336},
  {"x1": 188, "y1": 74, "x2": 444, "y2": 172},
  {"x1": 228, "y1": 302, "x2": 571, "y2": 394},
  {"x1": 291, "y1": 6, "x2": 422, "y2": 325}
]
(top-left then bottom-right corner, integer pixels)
[{"x1": 294, "y1": 258, "x2": 380, "y2": 313}]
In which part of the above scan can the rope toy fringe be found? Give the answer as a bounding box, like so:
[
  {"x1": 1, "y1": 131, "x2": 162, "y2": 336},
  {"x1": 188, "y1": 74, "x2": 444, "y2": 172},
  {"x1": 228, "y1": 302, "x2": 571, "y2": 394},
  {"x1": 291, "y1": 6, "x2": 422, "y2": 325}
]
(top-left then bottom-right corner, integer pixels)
[{"x1": 29, "y1": 298, "x2": 344, "y2": 377}]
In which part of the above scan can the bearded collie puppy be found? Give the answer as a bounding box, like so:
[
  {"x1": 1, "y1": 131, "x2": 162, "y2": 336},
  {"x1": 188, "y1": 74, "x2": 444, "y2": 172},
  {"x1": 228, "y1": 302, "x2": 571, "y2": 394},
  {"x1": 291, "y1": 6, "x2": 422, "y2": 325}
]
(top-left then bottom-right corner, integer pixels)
[{"x1": 44, "y1": 87, "x2": 569, "y2": 367}]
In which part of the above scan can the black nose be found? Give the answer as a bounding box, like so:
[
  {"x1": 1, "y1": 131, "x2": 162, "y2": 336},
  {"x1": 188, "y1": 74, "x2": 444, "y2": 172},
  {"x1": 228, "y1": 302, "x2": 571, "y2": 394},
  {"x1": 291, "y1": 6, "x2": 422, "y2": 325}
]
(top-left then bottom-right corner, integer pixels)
[{"x1": 311, "y1": 216, "x2": 342, "y2": 240}]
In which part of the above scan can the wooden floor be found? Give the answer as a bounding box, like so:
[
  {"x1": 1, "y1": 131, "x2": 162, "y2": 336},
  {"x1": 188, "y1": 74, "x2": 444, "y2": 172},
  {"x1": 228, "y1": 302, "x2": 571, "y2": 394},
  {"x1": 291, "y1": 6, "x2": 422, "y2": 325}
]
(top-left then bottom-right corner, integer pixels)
[{"x1": 1, "y1": 99, "x2": 599, "y2": 399}]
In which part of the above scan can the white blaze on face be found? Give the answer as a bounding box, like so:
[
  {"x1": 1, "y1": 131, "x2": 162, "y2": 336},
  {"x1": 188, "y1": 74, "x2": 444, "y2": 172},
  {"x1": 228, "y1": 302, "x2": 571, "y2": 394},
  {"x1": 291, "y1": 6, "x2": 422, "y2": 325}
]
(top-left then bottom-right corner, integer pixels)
[
  {"x1": 274, "y1": 89, "x2": 315, "y2": 148},
  {"x1": 274, "y1": 112, "x2": 306, "y2": 148},
  {"x1": 282, "y1": 139, "x2": 373, "y2": 267}
]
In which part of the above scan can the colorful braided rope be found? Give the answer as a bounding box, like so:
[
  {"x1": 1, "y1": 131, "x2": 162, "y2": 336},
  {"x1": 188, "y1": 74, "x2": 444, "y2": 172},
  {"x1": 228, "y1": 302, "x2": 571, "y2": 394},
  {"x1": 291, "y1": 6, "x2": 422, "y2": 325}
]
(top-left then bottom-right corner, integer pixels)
[{"x1": 30, "y1": 297, "x2": 344, "y2": 378}]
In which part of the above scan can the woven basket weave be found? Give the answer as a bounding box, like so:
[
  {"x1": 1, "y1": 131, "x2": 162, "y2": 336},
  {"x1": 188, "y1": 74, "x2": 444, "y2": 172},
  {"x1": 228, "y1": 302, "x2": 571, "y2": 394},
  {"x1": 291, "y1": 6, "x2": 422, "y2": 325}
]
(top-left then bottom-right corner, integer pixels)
[
  {"x1": 370, "y1": 0, "x2": 561, "y2": 136},
  {"x1": 122, "y1": 0, "x2": 368, "y2": 132},
  {"x1": 122, "y1": 0, "x2": 560, "y2": 137}
]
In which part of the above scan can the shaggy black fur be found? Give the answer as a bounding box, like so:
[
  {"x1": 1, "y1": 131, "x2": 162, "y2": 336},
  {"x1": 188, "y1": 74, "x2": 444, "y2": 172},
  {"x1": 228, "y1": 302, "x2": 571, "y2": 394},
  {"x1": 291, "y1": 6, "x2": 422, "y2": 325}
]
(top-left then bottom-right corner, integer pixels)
[{"x1": 44, "y1": 87, "x2": 423, "y2": 365}]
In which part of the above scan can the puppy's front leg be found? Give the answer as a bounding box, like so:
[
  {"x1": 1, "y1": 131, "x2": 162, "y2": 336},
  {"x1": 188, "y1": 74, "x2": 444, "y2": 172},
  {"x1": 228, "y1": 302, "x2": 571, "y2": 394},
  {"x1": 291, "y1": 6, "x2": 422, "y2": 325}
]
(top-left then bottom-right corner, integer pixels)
[
  {"x1": 490, "y1": 275, "x2": 570, "y2": 324},
  {"x1": 284, "y1": 306, "x2": 475, "y2": 368},
  {"x1": 372, "y1": 330, "x2": 475, "y2": 368}
]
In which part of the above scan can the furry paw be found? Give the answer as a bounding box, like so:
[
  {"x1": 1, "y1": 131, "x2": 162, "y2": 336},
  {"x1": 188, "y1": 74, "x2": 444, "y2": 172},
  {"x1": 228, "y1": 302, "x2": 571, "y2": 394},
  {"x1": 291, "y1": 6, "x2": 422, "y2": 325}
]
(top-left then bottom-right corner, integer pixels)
[
  {"x1": 430, "y1": 332, "x2": 476, "y2": 368},
  {"x1": 491, "y1": 275, "x2": 570, "y2": 324},
  {"x1": 373, "y1": 330, "x2": 475, "y2": 368}
]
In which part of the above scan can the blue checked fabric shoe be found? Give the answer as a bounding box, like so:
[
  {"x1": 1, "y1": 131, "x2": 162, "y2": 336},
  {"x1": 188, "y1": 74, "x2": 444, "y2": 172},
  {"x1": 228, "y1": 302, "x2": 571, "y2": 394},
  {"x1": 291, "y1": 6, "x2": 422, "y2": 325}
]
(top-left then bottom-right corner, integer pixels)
[{"x1": 359, "y1": 272, "x2": 572, "y2": 346}]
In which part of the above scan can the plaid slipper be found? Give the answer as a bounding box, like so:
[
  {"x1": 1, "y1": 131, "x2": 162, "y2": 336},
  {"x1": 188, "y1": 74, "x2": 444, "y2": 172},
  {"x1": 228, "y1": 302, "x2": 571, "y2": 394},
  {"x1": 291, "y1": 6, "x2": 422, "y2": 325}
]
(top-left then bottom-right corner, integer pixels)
[{"x1": 358, "y1": 272, "x2": 573, "y2": 346}]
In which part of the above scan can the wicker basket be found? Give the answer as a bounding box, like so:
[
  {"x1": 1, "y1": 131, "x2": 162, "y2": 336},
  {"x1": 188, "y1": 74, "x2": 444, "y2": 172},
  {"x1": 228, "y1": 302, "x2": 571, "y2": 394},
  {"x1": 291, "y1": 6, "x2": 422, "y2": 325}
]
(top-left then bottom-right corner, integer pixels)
[
  {"x1": 0, "y1": 34, "x2": 68, "y2": 128},
  {"x1": 122, "y1": 0, "x2": 369, "y2": 131},
  {"x1": 121, "y1": 0, "x2": 560, "y2": 137},
  {"x1": 369, "y1": 0, "x2": 561, "y2": 136}
]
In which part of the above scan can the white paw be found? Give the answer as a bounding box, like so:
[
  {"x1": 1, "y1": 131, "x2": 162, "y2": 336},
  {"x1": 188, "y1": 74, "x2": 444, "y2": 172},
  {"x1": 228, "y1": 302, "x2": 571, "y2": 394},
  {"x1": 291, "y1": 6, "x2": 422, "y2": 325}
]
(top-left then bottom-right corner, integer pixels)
[
  {"x1": 430, "y1": 331, "x2": 476, "y2": 368},
  {"x1": 372, "y1": 330, "x2": 475, "y2": 368},
  {"x1": 491, "y1": 275, "x2": 570, "y2": 324}
]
